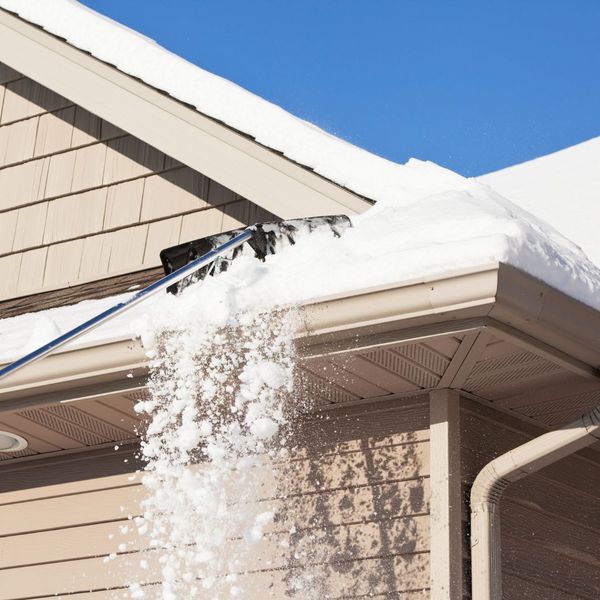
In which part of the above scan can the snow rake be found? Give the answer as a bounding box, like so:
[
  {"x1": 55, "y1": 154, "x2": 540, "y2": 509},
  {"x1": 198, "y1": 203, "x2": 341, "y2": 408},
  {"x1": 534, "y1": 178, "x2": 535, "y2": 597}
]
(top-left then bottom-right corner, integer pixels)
[{"x1": 0, "y1": 215, "x2": 351, "y2": 382}]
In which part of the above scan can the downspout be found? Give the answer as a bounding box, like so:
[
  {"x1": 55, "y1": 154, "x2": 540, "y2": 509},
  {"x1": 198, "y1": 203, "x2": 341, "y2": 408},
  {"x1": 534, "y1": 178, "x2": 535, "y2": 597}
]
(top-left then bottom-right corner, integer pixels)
[{"x1": 470, "y1": 405, "x2": 600, "y2": 600}]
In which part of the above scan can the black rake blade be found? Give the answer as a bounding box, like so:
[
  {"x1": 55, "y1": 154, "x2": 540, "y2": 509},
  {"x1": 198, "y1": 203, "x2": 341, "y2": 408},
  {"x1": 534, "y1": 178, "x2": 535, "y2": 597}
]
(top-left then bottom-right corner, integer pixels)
[{"x1": 160, "y1": 215, "x2": 352, "y2": 294}]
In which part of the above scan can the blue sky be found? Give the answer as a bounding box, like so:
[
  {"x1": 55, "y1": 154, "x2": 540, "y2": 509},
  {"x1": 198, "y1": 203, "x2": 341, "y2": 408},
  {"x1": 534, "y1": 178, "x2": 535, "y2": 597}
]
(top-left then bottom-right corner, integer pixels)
[{"x1": 80, "y1": 1, "x2": 600, "y2": 177}]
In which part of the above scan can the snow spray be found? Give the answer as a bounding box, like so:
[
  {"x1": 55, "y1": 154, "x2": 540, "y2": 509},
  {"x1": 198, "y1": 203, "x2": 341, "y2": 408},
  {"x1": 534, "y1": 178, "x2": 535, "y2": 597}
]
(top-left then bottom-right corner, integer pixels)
[{"x1": 132, "y1": 306, "x2": 298, "y2": 598}]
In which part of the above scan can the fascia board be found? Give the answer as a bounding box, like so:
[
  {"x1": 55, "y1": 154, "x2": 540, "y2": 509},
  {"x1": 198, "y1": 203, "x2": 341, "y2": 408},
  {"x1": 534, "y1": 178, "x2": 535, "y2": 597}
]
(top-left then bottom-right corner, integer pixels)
[
  {"x1": 0, "y1": 265, "x2": 501, "y2": 409},
  {"x1": 0, "y1": 9, "x2": 370, "y2": 220},
  {"x1": 490, "y1": 263, "x2": 600, "y2": 370},
  {"x1": 297, "y1": 264, "x2": 499, "y2": 355}
]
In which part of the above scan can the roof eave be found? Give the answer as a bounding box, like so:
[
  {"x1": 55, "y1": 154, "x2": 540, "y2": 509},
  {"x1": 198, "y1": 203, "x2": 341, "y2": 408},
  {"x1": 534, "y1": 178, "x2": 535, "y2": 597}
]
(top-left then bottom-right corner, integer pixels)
[
  {"x1": 301, "y1": 262, "x2": 600, "y2": 376},
  {"x1": 2, "y1": 263, "x2": 599, "y2": 412}
]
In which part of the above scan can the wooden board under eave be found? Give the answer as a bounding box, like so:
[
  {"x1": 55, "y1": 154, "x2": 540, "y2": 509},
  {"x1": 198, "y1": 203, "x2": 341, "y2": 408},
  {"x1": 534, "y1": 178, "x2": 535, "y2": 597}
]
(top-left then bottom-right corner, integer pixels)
[{"x1": 0, "y1": 63, "x2": 280, "y2": 301}]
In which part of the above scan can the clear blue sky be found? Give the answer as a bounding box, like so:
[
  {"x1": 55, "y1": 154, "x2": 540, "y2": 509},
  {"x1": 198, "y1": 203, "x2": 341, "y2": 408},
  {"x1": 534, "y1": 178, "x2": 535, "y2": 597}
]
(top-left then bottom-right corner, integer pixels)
[{"x1": 80, "y1": 0, "x2": 600, "y2": 176}]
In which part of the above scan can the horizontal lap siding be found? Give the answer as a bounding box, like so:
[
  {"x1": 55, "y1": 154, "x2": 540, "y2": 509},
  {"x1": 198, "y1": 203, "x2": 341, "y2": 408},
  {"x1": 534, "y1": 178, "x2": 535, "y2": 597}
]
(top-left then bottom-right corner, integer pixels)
[
  {"x1": 460, "y1": 398, "x2": 600, "y2": 600},
  {"x1": 0, "y1": 64, "x2": 277, "y2": 301},
  {"x1": 0, "y1": 399, "x2": 431, "y2": 598}
]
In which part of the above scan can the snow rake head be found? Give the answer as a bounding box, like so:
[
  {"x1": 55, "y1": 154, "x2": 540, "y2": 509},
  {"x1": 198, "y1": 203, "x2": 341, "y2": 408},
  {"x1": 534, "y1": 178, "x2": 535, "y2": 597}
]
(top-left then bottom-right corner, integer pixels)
[
  {"x1": 160, "y1": 215, "x2": 352, "y2": 294},
  {"x1": 0, "y1": 215, "x2": 350, "y2": 382}
]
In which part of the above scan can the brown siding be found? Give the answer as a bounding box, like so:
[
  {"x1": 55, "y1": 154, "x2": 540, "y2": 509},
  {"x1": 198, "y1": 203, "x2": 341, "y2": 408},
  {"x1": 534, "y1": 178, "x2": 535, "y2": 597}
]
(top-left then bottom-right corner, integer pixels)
[
  {"x1": 0, "y1": 63, "x2": 278, "y2": 300},
  {"x1": 0, "y1": 398, "x2": 430, "y2": 598},
  {"x1": 461, "y1": 398, "x2": 600, "y2": 600}
]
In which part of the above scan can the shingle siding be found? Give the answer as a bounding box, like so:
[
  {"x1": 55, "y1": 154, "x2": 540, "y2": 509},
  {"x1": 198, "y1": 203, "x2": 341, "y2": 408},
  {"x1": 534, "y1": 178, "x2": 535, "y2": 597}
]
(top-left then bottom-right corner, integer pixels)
[{"x1": 0, "y1": 63, "x2": 278, "y2": 300}]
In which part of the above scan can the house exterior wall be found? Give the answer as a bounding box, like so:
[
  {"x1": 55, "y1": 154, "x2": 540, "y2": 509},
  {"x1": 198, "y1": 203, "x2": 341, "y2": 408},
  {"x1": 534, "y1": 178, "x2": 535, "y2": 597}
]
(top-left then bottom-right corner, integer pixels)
[
  {"x1": 460, "y1": 397, "x2": 600, "y2": 600},
  {"x1": 0, "y1": 62, "x2": 277, "y2": 302},
  {"x1": 0, "y1": 397, "x2": 430, "y2": 599}
]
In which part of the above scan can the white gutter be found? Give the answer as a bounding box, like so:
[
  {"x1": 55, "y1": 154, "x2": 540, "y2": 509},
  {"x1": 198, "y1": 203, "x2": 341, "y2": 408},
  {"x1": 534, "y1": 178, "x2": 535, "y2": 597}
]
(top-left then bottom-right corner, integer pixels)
[
  {"x1": 470, "y1": 405, "x2": 600, "y2": 599},
  {"x1": 0, "y1": 264, "x2": 499, "y2": 409}
]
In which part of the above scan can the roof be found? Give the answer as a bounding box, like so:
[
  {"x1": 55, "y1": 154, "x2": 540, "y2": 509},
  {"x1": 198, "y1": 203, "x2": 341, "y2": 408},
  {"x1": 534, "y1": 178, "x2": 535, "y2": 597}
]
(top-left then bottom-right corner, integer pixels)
[
  {"x1": 480, "y1": 136, "x2": 600, "y2": 267},
  {"x1": 1, "y1": 2, "x2": 600, "y2": 380},
  {"x1": 0, "y1": 4, "x2": 369, "y2": 220},
  {"x1": 3, "y1": 174, "x2": 600, "y2": 368},
  {"x1": 0, "y1": 0, "x2": 458, "y2": 212}
]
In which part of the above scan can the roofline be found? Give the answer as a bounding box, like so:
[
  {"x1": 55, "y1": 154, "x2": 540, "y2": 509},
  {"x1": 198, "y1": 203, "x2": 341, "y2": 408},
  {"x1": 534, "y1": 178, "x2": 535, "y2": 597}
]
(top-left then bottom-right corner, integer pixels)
[
  {"x1": 1, "y1": 263, "x2": 599, "y2": 412},
  {"x1": 0, "y1": 8, "x2": 371, "y2": 220},
  {"x1": 300, "y1": 262, "x2": 600, "y2": 375}
]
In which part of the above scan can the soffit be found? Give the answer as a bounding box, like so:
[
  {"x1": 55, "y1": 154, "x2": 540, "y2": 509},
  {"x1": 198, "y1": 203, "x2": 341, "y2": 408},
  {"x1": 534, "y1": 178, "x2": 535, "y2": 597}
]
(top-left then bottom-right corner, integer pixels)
[
  {"x1": 0, "y1": 391, "x2": 139, "y2": 461},
  {"x1": 459, "y1": 335, "x2": 600, "y2": 430},
  {"x1": 0, "y1": 333, "x2": 459, "y2": 462},
  {"x1": 2, "y1": 326, "x2": 600, "y2": 464}
]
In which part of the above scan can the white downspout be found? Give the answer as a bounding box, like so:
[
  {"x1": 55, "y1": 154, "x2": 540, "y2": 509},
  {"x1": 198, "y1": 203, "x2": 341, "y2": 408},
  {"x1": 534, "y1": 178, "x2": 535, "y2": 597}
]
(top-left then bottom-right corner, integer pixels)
[{"x1": 470, "y1": 405, "x2": 600, "y2": 600}]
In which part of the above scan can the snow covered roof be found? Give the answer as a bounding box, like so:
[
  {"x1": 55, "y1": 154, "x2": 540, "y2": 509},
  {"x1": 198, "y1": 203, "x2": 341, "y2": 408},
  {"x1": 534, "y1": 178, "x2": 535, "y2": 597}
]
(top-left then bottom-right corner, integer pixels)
[
  {"x1": 480, "y1": 136, "x2": 600, "y2": 267},
  {"x1": 2, "y1": 1, "x2": 600, "y2": 371},
  {"x1": 0, "y1": 0, "x2": 458, "y2": 208},
  {"x1": 3, "y1": 175, "x2": 600, "y2": 365}
]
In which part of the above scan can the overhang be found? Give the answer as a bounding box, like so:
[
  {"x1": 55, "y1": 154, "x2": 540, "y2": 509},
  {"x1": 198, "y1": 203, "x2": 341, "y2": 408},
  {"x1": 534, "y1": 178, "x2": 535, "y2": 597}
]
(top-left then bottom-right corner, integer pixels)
[{"x1": 1, "y1": 262, "x2": 599, "y2": 415}]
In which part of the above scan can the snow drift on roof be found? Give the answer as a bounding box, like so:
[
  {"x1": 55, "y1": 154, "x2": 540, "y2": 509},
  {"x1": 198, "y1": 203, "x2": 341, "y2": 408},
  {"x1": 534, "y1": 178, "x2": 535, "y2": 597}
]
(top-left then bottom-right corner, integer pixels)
[
  {"x1": 2, "y1": 1, "x2": 600, "y2": 367},
  {"x1": 480, "y1": 136, "x2": 600, "y2": 267}
]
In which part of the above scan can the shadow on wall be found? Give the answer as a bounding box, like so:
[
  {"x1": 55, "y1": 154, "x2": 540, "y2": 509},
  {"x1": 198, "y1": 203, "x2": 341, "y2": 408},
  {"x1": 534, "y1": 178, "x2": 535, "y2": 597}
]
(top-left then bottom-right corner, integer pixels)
[
  {"x1": 0, "y1": 69, "x2": 280, "y2": 309},
  {"x1": 275, "y1": 390, "x2": 431, "y2": 597}
]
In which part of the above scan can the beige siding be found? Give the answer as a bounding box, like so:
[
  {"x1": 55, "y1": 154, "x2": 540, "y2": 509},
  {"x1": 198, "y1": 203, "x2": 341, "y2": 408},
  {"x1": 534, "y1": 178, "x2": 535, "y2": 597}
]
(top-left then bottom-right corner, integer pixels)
[
  {"x1": 16, "y1": 246, "x2": 47, "y2": 293},
  {"x1": 0, "y1": 114, "x2": 38, "y2": 164},
  {"x1": 461, "y1": 398, "x2": 600, "y2": 600},
  {"x1": 0, "y1": 64, "x2": 279, "y2": 301},
  {"x1": 43, "y1": 188, "x2": 106, "y2": 244},
  {"x1": 0, "y1": 253, "x2": 20, "y2": 297},
  {"x1": 12, "y1": 201, "x2": 48, "y2": 250},
  {"x1": 71, "y1": 105, "x2": 101, "y2": 145},
  {"x1": 0, "y1": 77, "x2": 70, "y2": 124},
  {"x1": 141, "y1": 168, "x2": 209, "y2": 220},
  {"x1": 71, "y1": 141, "x2": 107, "y2": 190},
  {"x1": 0, "y1": 209, "x2": 17, "y2": 253},
  {"x1": 0, "y1": 399, "x2": 430, "y2": 598},
  {"x1": 104, "y1": 178, "x2": 144, "y2": 228},
  {"x1": 34, "y1": 106, "x2": 76, "y2": 156}
]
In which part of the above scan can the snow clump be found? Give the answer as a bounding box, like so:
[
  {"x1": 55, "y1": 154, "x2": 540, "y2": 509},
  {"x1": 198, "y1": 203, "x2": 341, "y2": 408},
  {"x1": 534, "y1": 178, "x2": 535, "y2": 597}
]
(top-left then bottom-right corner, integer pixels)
[{"x1": 132, "y1": 294, "x2": 297, "y2": 598}]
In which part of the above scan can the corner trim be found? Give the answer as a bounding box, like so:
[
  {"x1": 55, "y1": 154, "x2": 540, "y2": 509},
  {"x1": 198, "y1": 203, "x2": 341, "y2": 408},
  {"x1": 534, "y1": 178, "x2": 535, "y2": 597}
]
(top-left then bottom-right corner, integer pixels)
[{"x1": 429, "y1": 388, "x2": 463, "y2": 599}]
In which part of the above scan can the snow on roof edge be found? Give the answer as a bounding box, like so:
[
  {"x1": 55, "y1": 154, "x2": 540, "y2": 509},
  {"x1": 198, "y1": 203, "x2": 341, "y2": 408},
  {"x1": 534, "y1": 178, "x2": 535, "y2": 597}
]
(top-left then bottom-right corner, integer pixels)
[{"x1": 479, "y1": 135, "x2": 600, "y2": 267}]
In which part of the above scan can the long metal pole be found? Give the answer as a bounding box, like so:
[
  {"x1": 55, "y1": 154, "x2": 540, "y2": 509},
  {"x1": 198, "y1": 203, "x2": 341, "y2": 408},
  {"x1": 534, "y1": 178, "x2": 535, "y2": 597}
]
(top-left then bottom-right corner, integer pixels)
[{"x1": 0, "y1": 228, "x2": 254, "y2": 382}]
